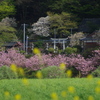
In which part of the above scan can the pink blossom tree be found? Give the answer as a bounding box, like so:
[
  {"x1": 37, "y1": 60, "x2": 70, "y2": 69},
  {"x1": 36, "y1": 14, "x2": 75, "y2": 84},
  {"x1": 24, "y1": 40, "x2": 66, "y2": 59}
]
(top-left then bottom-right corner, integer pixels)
[{"x1": 0, "y1": 49, "x2": 99, "y2": 76}]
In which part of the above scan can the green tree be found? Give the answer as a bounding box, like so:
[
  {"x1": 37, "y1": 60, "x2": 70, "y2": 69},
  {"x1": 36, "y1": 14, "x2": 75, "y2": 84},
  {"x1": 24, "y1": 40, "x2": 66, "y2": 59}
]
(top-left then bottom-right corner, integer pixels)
[
  {"x1": 0, "y1": 17, "x2": 18, "y2": 46},
  {"x1": 48, "y1": 12, "x2": 77, "y2": 37},
  {"x1": 0, "y1": 0, "x2": 16, "y2": 20},
  {"x1": 11, "y1": 0, "x2": 100, "y2": 25},
  {"x1": 15, "y1": 0, "x2": 47, "y2": 23},
  {"x1": 71, "y1": 0, "x2": 100, "y2": 18},
  {"x1": 48, "y1": 0, "x2": 100, "y2": 18},
  {"x1": 0, "y1": 25, "x2": 18, "y2": 43}
]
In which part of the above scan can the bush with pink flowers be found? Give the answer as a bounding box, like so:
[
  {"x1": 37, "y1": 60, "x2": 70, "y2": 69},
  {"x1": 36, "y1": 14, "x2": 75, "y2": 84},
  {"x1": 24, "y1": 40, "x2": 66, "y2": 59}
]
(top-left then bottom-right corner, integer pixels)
[
  {"x1": 0, "y1": 49, "x2": 100, "y2": 77},
  {"x1": 0, "y1": 49, "x2": 26, "y2": 67}
]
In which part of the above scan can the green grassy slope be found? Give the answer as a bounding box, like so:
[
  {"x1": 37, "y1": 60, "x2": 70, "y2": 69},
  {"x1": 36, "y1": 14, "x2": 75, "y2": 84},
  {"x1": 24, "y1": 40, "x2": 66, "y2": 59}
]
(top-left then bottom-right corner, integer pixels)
[{"x1": 0, "y1": 78, "x2": 100, "y2": 100}]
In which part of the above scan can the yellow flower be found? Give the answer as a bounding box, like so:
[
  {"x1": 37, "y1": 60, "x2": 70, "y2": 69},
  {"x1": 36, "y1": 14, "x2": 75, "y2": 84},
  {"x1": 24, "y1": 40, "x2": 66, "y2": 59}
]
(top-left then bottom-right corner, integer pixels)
[
  {"x1": 15, "y1": 94, "x2": 21, "y2": 100},
  {"x1": 36, "y1": 71, "x2": 43, "y2": 79},
  {"x1": 68, "y1": 86, "x2": 75, "y2": 93},
  {"x1": 59, "y1": 63, "x2": 66, "y2": 70},
  {"x1": 51, "y1": 92, "x2": 58, "y2": 100},
  {"x1": 87, "y1": 74, "x2": 93, "y2": 80},
  {"x1": 22, "y1": 78, "x2": 29, "y2": 86},
  {"x1": 61, "y1": 91, "x2": 67, "y2": 97},
  {"x1": 33, "y1": 48, "x2": 41, "y2": 55},
  {"x1": 88, "y1": 96, "x2": 94, "y2": 100},
  {"x1": 18, "y1": 67, "x2": 25, "y2": 76},
  {"x1": 4, "y1": 91, "x2": 10, "y2": 97},
  {"x1": 95, "y1": 86, "x2": 100, "y2": 93},
  {"x1": 66, "y1": 70, "x2": 72, "y2": 78},
  {"x1": 73, "y1": 96, "x2": 80, "y2": 100},
  {"x1": 10, "y1": 64, "x2": 17, "y2": 72},
  {"x1": 97, "y1": 80, "x2": 100, "y2": 85}
]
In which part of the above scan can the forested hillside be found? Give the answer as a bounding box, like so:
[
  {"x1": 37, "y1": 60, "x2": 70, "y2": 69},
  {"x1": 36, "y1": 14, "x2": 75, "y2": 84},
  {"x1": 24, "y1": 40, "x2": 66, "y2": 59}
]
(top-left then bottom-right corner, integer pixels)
[
  {"x1": 16, "y1": 0, "x2": 100, "y2": 24},
  {"x1": 0, "y1": 0, "x2": 100, "y2": 43},
  {"x1": 0, "y1": 0, "x2": 100, "y2": 24}
]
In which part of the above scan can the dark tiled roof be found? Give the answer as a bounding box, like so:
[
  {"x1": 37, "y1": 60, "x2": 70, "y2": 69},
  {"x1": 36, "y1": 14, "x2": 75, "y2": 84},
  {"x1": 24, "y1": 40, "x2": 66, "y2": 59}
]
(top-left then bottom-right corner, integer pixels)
[
  {"x1": 2, "y1": 42, "x2": 22, "y2": 47},
  {"x1": 80, "y1": 38, "x2": 99, "y2": 41}
]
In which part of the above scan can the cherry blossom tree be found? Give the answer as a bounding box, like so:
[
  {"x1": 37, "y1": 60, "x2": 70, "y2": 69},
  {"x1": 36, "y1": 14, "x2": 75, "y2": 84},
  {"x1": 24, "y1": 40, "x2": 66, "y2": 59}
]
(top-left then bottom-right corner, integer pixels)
[{"x1": 30, "y1": 16, "x2": 50, "y2": 37}]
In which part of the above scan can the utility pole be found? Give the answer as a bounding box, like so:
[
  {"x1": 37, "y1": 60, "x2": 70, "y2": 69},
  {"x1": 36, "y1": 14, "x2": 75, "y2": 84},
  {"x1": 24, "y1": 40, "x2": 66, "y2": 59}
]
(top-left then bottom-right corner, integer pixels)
[
  {"x1": 23, "y1": 23, "x2": 26, "y2": 51},
  {"x1": 22, "y1": 23, "x2": 28, "y2": 52},
  {"x1": 26, "y1": 35, "x2": 29, "y2": 54},
  {"x1": 70, "y1": 28, "x2": 73, "y2": 47}
]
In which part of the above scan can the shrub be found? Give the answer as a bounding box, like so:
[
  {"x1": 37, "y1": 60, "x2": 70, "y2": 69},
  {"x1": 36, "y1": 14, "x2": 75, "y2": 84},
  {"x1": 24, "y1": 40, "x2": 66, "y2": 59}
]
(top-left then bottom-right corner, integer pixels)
[
  {"x1": 34, "y1": 41, "x2": 44, "y2": 48},
  {"x1": 67, "y1": 67, "x2": 80, "y2": 77},
  {"x1": 20, "y1": 50, "x2": 26, "y2": 54},
  {"x1": 82, "y1": 46, "x2": 99, "y2": 58},
  {"x1": 40, "y1": 66, "x2": 66, "y2": 78},
  {"x1": 58, "y1": 49, "x2": 64, "y2": 54},
  {"x1": 22, "y1": 68, "x2": 37, "y2": 78},
  {"x1": 0, "y1": 66, "x2": 18, "y2": 79},
  {"x1": 64, "y1": 47, "x2": 77, "y2": 55},
  {"x1": 25, "y1": 54, "x2": 33, "y2": 58},
  {"x1": 73, "y1": 45, "x2": 83, "y2": 53},
  {"x1": 91, "y1": 66, "x2": 100, "y2": 77},
  {"x1": 48, "y1": 48, "x2": 55, "y2": 53}
]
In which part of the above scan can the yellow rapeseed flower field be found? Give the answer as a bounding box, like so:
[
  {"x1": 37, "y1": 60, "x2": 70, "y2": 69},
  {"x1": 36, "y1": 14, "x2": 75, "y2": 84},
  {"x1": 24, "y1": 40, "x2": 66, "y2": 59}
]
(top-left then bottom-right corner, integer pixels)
[
  {"x1": 88, "y1": 95, "x2": 94, "y2": 100},
  {"x1": 95, "y1": 86, "x2": 100, "y2": 94},
  {"x1": 87, "y1": 74, "x2": 93, "y2": 80},
  {"x1": 22, "y1": 78, "x2": 29, "y2": 86},
  {"x1": 61, "y1": 91, "x2": 67, "y2": 97},
  {"x1": 10, "y1": 64, "x2": 17, "y2": 73},
  {"x1": 36, "y1": 71, "x2": 43, "y2": 79},
  {"x1": 4, "y1": 91, "x2": 10, "y2": 97},
  {"x1": 68, "y1": 86, "x2": 75, "y2": 93},
  {"x1": 51, "y1": 92, "x2": 58, "y2": 100},
  {"x1": 97, "y1": 80, "x2": 100, "y2": 85},
  {"x1": 73, "y1": 96, "x2": 80, "y2": 100},
  {"x1": 66, "y1": 70, "x2": 72, "y2": 78},
  {"x1": 15, "y1": 94, "x2": 21, "y2": 100},
  {"x1": 18, "y1": 67, "x2": 25, "y2": 76},
  {"x1": 59, "y1": 63, "x2": 66, "y2": 70}
]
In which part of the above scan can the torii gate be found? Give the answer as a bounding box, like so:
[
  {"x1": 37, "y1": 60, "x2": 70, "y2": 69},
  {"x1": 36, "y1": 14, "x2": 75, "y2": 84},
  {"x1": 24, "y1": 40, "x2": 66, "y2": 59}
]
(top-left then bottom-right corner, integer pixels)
[{"x1": 51, "y1": 38, "x2": 68, "y2": 50}]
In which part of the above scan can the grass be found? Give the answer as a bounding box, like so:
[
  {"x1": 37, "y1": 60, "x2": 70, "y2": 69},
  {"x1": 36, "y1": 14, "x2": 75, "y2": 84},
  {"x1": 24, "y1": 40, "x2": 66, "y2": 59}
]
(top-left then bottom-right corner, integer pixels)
[{"x1": 0, "y1": 78, "x2": 100, "y2": 100}]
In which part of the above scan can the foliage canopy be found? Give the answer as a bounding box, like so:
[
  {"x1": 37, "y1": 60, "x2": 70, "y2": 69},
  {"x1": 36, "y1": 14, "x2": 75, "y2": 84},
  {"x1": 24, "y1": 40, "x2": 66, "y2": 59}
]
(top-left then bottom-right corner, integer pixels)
[
  {"x1": 0, "y1": 0, "x2": 16, "y2": 21},
  {"x1": 48, "y1": 12, "x2": 77, "y2": 37}
]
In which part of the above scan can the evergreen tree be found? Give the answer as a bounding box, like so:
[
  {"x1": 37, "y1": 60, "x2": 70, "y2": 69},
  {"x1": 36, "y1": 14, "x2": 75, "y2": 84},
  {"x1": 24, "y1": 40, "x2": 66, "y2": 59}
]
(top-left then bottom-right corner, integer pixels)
[
  {"x1": 48, "y1": 12, "x2": 77, "y2": 38},
  {"x1": 0, "y1": 0, "x2": 16, "y2": 21}
]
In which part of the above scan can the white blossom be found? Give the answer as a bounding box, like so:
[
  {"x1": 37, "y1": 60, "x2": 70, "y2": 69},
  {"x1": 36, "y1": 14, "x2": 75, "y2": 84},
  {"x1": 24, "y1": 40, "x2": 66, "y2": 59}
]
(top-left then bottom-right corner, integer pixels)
[
  {"x1": 0, "y1": 17, "x2": 17, "y2": 27},
  {"x1": 69, "y1": 32, "x2": 85, "y2": 46},
  {"x1": 31, "y1": 16, "x2": 50, "y2": 37}
]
